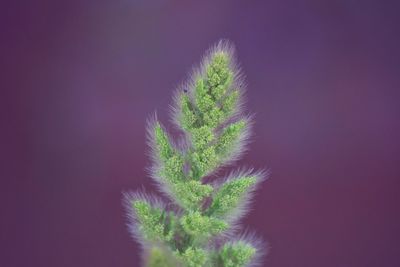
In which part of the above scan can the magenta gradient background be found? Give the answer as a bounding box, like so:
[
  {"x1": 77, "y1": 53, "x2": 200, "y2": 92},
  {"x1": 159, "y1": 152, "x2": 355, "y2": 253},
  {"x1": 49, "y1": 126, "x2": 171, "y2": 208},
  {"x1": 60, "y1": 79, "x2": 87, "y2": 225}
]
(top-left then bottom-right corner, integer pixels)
[{"x1": 1, "y1": 1, "x2": 400, "y2": 267}]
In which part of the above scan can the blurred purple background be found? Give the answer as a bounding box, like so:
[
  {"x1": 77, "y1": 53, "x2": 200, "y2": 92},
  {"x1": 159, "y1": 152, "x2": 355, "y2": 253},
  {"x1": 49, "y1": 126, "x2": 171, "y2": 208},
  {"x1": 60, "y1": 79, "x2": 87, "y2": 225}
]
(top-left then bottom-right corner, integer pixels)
[{"x1": 1, "y1": 1, "x2": 400, "y2": 267}]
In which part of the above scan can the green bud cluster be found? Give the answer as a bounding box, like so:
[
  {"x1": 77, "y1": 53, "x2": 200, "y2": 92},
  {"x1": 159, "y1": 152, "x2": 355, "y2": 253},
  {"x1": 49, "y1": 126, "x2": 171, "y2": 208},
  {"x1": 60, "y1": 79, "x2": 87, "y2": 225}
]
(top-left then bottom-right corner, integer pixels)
[
  {"x1": 217, "y1": 241, "x2": 257, "y2": 267},
  {"x1": 125, "y1": 41, "x2": 266, "y2": 267}
]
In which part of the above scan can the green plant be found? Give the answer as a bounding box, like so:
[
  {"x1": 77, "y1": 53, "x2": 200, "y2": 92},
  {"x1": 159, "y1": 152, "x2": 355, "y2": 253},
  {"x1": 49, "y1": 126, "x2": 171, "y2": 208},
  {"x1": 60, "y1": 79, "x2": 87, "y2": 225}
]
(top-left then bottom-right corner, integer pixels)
[{"x1": 124, "y1": 40, "x2": 267, "y2": 267}]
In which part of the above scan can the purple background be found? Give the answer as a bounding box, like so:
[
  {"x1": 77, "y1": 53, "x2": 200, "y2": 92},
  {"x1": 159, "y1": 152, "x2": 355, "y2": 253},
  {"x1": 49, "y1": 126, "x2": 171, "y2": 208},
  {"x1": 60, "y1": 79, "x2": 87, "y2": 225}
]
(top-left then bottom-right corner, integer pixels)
[{"x1": 1, "y1": 1, "x2": 400, "y2": 267}]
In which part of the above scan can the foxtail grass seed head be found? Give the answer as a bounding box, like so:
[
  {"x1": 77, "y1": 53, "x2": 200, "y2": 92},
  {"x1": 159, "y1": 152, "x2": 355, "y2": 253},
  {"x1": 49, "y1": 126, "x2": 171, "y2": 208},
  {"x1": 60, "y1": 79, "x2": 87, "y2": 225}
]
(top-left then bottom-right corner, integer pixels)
[{"x1": 124, "y1": 40, "x2": 268, "y2": 267}]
